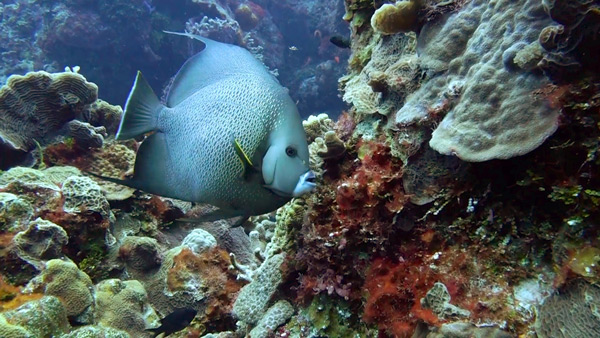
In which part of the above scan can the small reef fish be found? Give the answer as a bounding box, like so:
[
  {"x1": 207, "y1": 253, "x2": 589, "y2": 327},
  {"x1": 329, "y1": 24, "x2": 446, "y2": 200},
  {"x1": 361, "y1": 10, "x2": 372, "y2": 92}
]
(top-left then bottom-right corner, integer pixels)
[
  {"x1": 100, "y1": 32, "x2": 315, "y2": 222},
  {"x1": 329, "y1": 35, "x2": 351, "y2": 49},
  {"x1": 146, "y1": 307, "x2": 197, "y2": 337},
  {"x1": 289, "y1": 45, "x2": 299, "y2": 51}
]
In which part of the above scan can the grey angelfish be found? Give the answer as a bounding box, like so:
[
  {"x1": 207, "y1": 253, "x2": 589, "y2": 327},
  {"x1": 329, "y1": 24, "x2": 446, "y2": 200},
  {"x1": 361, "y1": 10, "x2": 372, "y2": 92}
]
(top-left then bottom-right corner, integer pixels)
[{"x1": 101, "y1": 32, "x2": 315, "y2": 222}]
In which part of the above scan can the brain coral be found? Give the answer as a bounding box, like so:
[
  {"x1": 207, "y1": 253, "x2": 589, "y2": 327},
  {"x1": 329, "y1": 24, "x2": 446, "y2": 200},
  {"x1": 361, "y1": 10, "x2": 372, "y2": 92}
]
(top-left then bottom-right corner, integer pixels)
[
  {"x1": 32, "y1": 259, "x2": 95, "y2": 319},
  {"x1": 395, "y1": 0, "x2": 558, "y2": 161},
  {"x1": 535, "y1": 279, "x2": 600, "y2": 337},
  {"x1": 94, "y1": 279, "x2": 159, "y2": 336}
]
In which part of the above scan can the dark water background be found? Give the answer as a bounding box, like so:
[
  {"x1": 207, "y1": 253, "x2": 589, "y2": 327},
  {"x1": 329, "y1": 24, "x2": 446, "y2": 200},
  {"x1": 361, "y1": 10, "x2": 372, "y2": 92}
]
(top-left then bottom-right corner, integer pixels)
[{"x1": 0, "y1": 0, "x2": 350, "y2": 118}]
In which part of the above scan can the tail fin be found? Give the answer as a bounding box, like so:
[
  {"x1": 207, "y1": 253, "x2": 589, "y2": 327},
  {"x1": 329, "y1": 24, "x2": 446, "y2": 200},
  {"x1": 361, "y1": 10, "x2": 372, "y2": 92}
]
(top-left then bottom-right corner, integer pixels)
[{"x1": 116, "y1": 71, "x2": 163, "y2": 140}]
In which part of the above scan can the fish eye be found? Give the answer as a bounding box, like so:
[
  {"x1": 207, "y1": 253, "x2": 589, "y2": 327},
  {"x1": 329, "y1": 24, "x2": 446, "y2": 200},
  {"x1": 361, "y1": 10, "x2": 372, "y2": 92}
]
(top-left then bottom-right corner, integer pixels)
[{"x1": 285, "y1": 146, "x2": 297, "y2": 157}]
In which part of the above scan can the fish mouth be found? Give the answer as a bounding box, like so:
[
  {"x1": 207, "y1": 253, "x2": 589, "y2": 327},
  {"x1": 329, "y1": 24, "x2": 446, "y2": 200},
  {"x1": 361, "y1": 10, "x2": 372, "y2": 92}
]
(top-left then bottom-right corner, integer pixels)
[{"x1": 292, "y1": 170, "x2": 316, "y2": 197}]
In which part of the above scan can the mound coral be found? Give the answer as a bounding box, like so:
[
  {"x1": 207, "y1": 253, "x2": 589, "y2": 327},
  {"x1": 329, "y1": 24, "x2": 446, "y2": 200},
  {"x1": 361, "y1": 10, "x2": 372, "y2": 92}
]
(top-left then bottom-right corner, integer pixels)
[
  {"x1": 94, "y1": 279, "x2": 160, "y2": 336},
  {"x1": 30, "y1": 259, "x2": 94, "y2": 321},
  {"x1": 371, "y1": 0, "x2": 423, "y2": 34}
]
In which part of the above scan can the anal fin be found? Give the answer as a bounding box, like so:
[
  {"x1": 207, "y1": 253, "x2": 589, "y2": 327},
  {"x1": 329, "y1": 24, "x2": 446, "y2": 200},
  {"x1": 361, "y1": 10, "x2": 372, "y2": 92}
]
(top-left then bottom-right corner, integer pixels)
[{"x1": 130, "y1": 132, "x2": 170, "y2": 195}]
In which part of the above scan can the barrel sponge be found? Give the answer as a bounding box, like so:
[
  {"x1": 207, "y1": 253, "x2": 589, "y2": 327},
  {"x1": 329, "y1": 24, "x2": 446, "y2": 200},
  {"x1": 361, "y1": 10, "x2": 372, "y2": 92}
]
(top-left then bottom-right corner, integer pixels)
[
  {"x1": 371, "y1": 1, "x2": 421, "y2": 35},
  {"x1": 535, "y1": 280, "x2": 600, "y2": 337},
  {"x1": 34, "y1": 259, "x2": 94, "y2": 317},
  {"x1": 0, "y1": 71, "x2": 97, "y2": 151},
  {"x1": 232, "y1": 253, "x2": 286, "y2": 325},
  {"x1": 395, "y1": 0, "x2": 558, "y2": 161},
  {"x1": 95, "y1": 279, "x2": 160, "y2": 336},
  {"x1": 248, "y1": 300, "x2": 294, "y2": 338}
]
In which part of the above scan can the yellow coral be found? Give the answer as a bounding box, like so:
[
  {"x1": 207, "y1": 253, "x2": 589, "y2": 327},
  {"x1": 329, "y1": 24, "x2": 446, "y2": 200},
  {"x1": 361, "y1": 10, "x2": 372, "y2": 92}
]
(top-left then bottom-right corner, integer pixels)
[
  {"x1": 371, "y1": 0, "x2": 422, "y2": 35},
  {"x1": 36, "y1": 259, "x2": 94, "y2": 317}
]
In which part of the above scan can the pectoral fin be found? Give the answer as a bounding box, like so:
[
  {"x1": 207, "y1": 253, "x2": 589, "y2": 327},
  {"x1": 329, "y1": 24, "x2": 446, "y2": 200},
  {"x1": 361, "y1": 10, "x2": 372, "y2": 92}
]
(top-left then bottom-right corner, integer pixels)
[{"x1": 233, "y1": 138, "x2": 257, "y2": 180}]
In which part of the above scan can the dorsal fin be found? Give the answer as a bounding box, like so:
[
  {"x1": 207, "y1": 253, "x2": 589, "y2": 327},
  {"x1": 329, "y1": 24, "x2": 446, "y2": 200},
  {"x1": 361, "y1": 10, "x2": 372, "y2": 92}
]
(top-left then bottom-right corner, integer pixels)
[{"x1": 163, "y1": 31, "x2": 273, "y2": 107}]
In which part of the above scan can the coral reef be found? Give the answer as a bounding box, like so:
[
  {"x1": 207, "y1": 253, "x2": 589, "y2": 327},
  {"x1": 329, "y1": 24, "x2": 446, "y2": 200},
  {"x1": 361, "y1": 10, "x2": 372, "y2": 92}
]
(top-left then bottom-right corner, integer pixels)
[
  {"x1": 539, "y1": 0, "x2": 600, "y2": 78},
  {"x1": 0, "y1": 0, "x2": 599, "y2": 337},
  {"x1": 405, "y1": 0, "x2": 557, "y2": 161},
  {"x1": 61, "y1": 325, "x2": 130, "y2": 338},
  {"x1": 248, "y1": 300, "x2": 294, "y2": 338},
  {"x1": 118, "y1": 236, "x2": 163, "y2": 273},
  {"x1": 95, "y1": 279, "x2": 159, "y2": 337}
]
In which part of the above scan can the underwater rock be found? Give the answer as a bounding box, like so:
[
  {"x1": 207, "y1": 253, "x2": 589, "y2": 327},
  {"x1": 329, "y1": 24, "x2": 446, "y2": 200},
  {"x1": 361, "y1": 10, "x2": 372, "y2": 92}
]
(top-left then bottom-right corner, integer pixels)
[
  {"x1": 29, "y1": 259, "x2": 95, "y2": 322},
  {"x1": 0, "y1": 296, "x2": 70, "y2": 338},
  {"x1": 13, "y1": 218, "x2": 68, "y2": 270},
  {"x1": 94, "y1": 279, "x2": 160, "y2": 337}
]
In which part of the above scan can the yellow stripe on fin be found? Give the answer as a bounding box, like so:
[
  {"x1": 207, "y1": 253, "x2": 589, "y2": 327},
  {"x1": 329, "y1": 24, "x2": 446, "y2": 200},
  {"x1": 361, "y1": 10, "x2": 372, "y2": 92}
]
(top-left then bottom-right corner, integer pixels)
[{"x1": 233, "y1": 138, "x2": 254, "y2": 179}]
